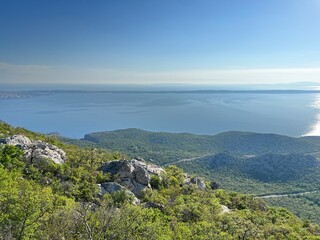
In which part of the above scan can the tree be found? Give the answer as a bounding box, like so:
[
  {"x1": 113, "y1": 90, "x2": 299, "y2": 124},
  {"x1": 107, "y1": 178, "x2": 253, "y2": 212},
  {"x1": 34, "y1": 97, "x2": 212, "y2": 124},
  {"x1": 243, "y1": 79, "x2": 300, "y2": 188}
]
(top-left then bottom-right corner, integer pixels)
[
  {"x1": 0, "y1": 145, "x2": 24, "y2": 171},
  {"x1": 0, "y1": 168, "x2": 54, "y2": 239}
]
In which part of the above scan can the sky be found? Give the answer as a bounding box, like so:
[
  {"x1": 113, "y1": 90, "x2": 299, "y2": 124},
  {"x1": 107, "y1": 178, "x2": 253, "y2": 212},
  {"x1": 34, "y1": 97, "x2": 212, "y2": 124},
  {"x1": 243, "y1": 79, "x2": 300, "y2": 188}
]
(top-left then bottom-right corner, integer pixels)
[{"x1": 1, "y1": 0, "x2": 320, "y2": 85}]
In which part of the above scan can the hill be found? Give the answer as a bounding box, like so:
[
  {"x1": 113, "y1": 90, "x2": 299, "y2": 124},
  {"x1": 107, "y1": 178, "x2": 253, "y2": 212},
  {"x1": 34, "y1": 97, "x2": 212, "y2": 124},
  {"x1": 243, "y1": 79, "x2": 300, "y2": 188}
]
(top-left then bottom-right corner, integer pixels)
[
  {"x1": 64, "y1": 128, "x2": 320, "y2": 165},
  {"x1": 62, "y1": 128, "x2": 320, "y2": 223},
  {"x1": 1, "y1": 121, "x2": 320, "y2": 239}
]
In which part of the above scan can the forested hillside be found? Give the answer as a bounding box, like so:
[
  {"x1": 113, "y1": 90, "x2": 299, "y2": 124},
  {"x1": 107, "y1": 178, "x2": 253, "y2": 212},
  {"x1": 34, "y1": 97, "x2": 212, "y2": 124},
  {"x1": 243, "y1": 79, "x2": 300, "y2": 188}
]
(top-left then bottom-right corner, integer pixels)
[
  {"x1": 63, "y1": 128, "x2": 320, "y2": 224},
  {"x1": 1, "y1": 121, "x2": 320, "y2": 239},
  {"x1": 66, "y1": 128, "x2": 320, "y2": 165}
]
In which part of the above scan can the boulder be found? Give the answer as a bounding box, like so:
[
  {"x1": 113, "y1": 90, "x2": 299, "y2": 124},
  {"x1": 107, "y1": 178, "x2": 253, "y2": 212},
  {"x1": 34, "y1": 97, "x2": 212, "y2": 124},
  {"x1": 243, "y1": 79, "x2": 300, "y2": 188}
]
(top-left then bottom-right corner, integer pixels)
[
  {"x1": 219, "y1": 205, "x2": 231, "y2": 215},
  {"x1": 100, "y1": 160, "x2": 135, "y2": 178},
  {"x1": 183, "y1": 173, "x2": 191, "y2": 184},
  {"x1": 144, "y1": 202, "x2": 165, "y2": 211},
  {"x1": 100, "y1": 182, "x2": 129, "y2": 194},
  {"x1": 132, "y1": 158, "x2": 165, "y2": 177},
  {"x1": 0, "y1": 134, "x2": 66, "y2": 164},
  {"x1": 0, "y1": 135, "x2": 32, "y2": 150},
  {"x1": 190, "y1": 176, "x2": 206, "y2": 190},
  {"x1": 131, "y1": 160, "x2": 150, "y2": 185},
  {"x1": 99, "y1": 159, "x2": 165, "y2": 198},
  {"x1": 210, "y1": 181, "x2": 220, "y2": 190},
  {"x1": 98, "y1": 182, "x2": 140, "y2": 205}
]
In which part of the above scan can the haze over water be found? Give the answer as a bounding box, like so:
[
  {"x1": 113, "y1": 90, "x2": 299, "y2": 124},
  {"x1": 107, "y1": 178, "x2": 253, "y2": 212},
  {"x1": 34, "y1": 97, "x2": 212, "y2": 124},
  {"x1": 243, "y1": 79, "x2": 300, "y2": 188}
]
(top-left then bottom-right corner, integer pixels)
[
  {"x1": 1, "y1": 84, "x2": 319, "y2": 138},
  {"x1": 1, "y1": 1, "x2": 320, "y2": 138}
]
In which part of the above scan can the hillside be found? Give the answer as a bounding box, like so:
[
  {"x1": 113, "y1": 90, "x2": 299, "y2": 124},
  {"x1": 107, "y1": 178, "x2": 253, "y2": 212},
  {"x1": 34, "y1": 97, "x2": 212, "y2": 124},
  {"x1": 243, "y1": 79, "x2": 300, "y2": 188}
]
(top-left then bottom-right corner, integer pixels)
[
  {"x1": 66, "y1": 129, "x2": 320, "y2": 191},
  {"x1": 64, "y1": 128, "x2": 320, "y2": 165},
  {"x1": 63, "y1": 128, "x2": 320, "y2": 224},
  {"x1": 1, "y1": 121, "x2": 320, "y2": 239}
]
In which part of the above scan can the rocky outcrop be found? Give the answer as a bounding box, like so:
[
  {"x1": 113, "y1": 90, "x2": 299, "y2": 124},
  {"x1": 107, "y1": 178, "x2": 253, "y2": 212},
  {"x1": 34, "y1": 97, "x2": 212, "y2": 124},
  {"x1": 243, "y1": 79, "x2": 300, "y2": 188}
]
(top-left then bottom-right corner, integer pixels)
[
  {"x1": 98, "y1": 182, "x2": 140, "y2": 205},
  {"x1": 210, "y1": 181, "x2": 220, "y2": 190},
  {"x1": 183, "y1": 173, "x2": 191, "y2": 184},
  {"x1": 99, "y1": 159, "x2": 165, "y2": 198},
  {"x1": 99, "y1": 159, "x2": 150, "y2": 197},
  {"x1": 99, "y1": 182, "x2": 129, "y2": 194},
  {"x1": 190, "y1": 176, "x2": 206, "y2": 190},
  {"x1": 219, "y1": 205, "x2": 231, "y2": 215},
  {"x1": 98, "y1": 158, "x2": 211, "y2": 202},
  {"x1": 0, "y1": 134, "x2": 32, "y2": 150},
  {"x1": 0, "y1": 135, "x2": 66, "y2": 164},
  {"x1": 133, "y1": 158, "x2": 165, "y2": 176},
  {"x1": 143, "y1": 202, "x2": 165, "y2": 211},
  {"x1": 184, "y1": 174, "x2": 206, "y2": 190}
]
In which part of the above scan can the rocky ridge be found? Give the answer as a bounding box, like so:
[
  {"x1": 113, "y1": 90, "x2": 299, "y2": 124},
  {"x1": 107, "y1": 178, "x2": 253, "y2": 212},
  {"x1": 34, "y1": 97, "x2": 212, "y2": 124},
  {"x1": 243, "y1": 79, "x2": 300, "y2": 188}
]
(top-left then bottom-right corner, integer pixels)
[
  {"x1": 0, "y1": 134, "x2": 222, "y2": 210},
  {"x1": 98, "y1": 158, "x2": 164, "y2": 198},
  {"x1": 96, "y1": 158, "x2": 231, "y2": 213},
  {"x1": 98, "y1": 158, "x2": 207, "y2": 200},
  {"x1": 1, "y1": 133, "x2": 229, "y2": 214},
  {"x1": 0, "y1": 134, "x2": 66, "y2": 164}
]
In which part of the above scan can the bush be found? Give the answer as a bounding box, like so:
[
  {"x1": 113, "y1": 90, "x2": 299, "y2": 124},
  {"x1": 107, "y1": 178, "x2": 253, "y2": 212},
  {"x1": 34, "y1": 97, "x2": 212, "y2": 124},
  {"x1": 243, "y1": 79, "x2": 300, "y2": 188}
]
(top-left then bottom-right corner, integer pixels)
[{"x1": 0, "y1": 145, "x2": 24, "y2": 170}]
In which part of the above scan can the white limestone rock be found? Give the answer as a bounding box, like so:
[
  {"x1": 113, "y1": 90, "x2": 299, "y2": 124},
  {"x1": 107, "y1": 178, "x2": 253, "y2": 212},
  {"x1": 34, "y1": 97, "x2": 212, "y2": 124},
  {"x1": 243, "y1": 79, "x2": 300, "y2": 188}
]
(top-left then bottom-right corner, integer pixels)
[{"x1": 0, "y1": 134, "x2": 66, "y2": 164}]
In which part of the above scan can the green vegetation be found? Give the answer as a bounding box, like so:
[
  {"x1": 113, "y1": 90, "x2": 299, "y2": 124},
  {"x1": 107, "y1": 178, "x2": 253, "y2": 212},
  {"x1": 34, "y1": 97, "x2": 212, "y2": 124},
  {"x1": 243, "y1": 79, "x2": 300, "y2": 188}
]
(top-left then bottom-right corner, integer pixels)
[
  {"x1": 1, "y1": 122, "x2": 320, "y2": 239},
  {"x1": 63, "y1": 128, "x2": 320, "y2": 225},
  {"x1": 177, "y1": 153, "x2": 320, "y2": 194},
  {"x1": 265, "y1": 193, "x2": 320, "y2": 225},
  {"x1": 65, "y1": 128, "x2": 320, "y2": 165},
  {"x1": 64, "y1": 129, "x2": 320, "y2": 196},
  {"x1": 0, "y1": 145, "x2": 25, "y2": 170}
]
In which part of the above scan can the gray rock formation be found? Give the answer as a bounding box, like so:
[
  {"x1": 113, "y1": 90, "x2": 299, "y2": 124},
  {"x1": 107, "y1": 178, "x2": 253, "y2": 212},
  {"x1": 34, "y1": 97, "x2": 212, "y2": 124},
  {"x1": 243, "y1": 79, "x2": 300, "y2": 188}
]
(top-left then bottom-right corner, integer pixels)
[
  {"x1": 183, "y1": 173, "x2": 191, "y2": 184},
  {"x1": 210, "y1": 181, "x2": 220, "y2": 190},
  {"x1": 0, "y1": 134, "x2": 32, "y2": 150},
  {"x1": 98, "y1": 182, "x2": 140, "y2": 205},
  {"x1": 99, "y1": 159, "x2": 165, "y2": 198},
  {"x1": 183, "y1": 174, "x2": 207, "y2": 190},
  {"x1": 143, "y1": 202, "x2": 165, "y2": 211},
  {"x1": 0, "y1": 135, "x2": 66, "y2": 164},
  {"x1": 100, "y1": 182, "x2": 129, "y2": 194},
  {"x1": 190, "y1": 176, "x2": 206, "y2": 190},
  {"x1": 133, "y1": 158, "x2": 165, "y2": 177},
  {"x1": 219, "y1": 205, "x2": 231, "y2": 215}
]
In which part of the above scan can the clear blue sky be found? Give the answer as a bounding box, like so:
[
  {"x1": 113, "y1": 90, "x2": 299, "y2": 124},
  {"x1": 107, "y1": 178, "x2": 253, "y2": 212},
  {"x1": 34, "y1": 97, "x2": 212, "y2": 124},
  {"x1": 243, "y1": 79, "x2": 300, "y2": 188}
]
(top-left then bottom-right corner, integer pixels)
[{"x1": 1, "y1": 0, "x2": 320, "y2": 84}]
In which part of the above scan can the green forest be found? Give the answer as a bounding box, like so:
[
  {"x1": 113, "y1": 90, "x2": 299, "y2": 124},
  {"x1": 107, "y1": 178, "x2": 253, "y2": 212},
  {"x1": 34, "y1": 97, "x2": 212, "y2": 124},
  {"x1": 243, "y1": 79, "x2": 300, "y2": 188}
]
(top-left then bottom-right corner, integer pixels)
[
  {"x1": 1, "y1": 122, "x2": 320, "y2": 239},
  {"x1": 63, "y1": 128, "x2": 320, "y2": 225}
]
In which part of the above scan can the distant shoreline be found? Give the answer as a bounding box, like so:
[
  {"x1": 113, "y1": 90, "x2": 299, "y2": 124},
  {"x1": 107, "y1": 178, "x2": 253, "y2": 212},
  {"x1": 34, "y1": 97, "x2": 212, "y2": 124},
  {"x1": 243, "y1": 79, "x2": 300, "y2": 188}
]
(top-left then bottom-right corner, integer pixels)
[{"x1": 2, "y1": 89, "x2": 320, "y2": 95}]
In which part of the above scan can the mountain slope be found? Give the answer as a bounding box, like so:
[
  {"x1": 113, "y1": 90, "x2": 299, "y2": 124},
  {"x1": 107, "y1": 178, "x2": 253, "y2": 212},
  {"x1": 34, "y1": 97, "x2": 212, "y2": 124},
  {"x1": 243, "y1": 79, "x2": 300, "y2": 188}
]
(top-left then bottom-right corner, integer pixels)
[
  {"x1": 2, "y1": 122, "x2": 320, "y2": 238},
  {"x1": 64, "y1": 128, "x2": 320, "y2": 165},
  {"x1": 62, "y1": 128, "x2": 320, "y2": 224},
  {"x1": 63, "y1": 129, "x2": 320, "y2": 194}
]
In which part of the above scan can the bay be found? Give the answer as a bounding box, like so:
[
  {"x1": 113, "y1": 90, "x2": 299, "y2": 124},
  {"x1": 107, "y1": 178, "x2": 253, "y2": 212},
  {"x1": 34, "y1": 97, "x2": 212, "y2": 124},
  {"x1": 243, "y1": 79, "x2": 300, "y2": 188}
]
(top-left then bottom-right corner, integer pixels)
[{"x1": 0, "y1": 86, "x2": 319, "y2": 138}]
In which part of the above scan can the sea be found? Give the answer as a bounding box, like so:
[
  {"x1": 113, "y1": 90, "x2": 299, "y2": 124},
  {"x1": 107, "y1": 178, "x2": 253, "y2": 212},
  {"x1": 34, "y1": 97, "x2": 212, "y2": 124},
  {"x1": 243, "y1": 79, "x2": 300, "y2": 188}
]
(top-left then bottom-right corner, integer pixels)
[{"x1": 0, "y1": 84, "x2": 320, "y2": 138}]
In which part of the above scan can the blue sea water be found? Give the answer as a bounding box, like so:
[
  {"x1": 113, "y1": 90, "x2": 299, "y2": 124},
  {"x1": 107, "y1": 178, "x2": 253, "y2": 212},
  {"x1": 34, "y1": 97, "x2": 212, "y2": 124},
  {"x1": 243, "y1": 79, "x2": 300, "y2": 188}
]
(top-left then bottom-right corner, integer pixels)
[{"x1": 0, "y1": 85, "x2": 319, "y2": 138}]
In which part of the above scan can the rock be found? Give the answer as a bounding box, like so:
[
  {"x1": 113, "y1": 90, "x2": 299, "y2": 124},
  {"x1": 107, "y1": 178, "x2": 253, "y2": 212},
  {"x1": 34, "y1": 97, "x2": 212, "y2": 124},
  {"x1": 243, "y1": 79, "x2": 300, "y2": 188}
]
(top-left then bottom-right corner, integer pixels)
[
  {"x1": 132, "y1": 158, "x2": 165, "y2": 177},
  {"x1": 0, "y1": 134, "x2": 66, "y2": 164},
  {"x1": 129, "y1": 182, "x2": 148, "y2": 197},
  {"x1": 98, "y1": 182, "x2": 140, "y2": 205},
  {"x1": 144, "y1": 202, "x2": 165, "y2": 211},
  {"x1": 210, "y1": 181, "x2": 220, "y2": 190},
  {"x1": 219, "y1": 205, "x2": 231, "y2": 215},
  {"x1": 131, "y1": 160, "x2": 150, "y2": 185},
  {"x1": 183, "y1": 173, "x2": 191, "y2": 184},
  {"x1": 259, "y1": 202, "x2": 268, "y2": 212},
  {"x1": 0, "y1": 135, "x2": 32, "y2": 150},
  {"x1": 100, "y1": 182, "x2": 129, "y2": 194},
  {"x1": 99, "y1": 159, "x2": 165, "y2": 198},
  {"x1": 100, "y1": 160, "x2": 133, "y2": 177},
  {"x1": 190, "y1": 176, "x2": 206, "y2": 190}
]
